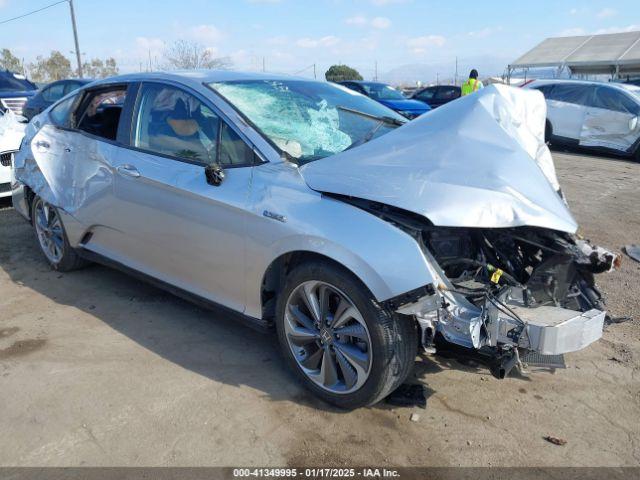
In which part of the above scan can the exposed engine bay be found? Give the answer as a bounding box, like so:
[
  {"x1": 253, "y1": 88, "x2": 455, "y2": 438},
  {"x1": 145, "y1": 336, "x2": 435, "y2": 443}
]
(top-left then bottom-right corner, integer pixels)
[{"x1": 332, "y1": 194, "x2": 619, "y2": 377}]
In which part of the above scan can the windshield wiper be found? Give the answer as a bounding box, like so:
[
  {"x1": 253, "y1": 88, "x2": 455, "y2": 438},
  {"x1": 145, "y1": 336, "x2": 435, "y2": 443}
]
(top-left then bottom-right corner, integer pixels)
[{"x1": 337, "y1": 106, "x2": 406, "y2": 126}]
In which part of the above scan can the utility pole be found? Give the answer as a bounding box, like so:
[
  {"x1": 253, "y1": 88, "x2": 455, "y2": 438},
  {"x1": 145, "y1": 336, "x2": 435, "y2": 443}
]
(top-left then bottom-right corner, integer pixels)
[
  {"x1": 455, "y1": 56, "x2": 458, "y2": 86},
  {"x1": 68, "y1": 0, "x2": 83, "y2": 78},
  {"x1": 313, "y1": 63, "x2": 316, "y2": 79},
  {"x1": 262, "y1": 56, "x2": 265, "y2": 72},
  {"x1": 374, "y1": 60, "x2": 378, "y2": 81}
]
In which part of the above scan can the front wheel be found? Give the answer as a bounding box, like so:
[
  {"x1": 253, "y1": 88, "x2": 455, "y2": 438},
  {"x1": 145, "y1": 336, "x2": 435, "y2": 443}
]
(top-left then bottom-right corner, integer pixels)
[
  {"x1": 275, "y1": 261, "x2": 418, "y2": 409},
  {"x1": 31, "y1": 196, "x2": 88, "y2": 271}
]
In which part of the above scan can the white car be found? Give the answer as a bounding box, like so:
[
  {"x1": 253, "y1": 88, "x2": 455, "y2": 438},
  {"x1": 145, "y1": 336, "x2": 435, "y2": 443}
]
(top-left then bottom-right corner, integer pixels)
[
  {"x1": 524, "y1": 79, "x2": 640, "y2": 161},
  {"x1": 0, "y1": 110, "x2": 28, "y2": 198}
]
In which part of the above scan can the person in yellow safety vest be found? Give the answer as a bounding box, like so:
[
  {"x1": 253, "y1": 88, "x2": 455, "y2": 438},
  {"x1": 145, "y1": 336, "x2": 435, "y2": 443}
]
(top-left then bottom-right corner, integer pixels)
[{"x1": 461, "y1": 69, "x2": 483, "y2": 96}]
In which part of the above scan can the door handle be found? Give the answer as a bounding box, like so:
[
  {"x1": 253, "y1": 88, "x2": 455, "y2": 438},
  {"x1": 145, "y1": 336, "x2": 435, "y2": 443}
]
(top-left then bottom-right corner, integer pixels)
[{"x1": 116, "y1": 164, "x2": 141, "y2": 178}]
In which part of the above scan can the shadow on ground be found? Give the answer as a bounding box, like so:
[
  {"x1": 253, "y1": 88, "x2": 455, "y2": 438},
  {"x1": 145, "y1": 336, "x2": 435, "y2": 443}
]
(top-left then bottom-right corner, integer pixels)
[{"x1": 0, "y1": 204, "x2": 520, "y2": 412}]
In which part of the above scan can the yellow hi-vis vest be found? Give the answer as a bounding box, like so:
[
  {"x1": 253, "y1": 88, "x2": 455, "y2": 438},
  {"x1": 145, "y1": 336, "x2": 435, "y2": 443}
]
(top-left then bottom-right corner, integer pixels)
[{"x1": 461, "y1": 78, "x2": 481, "y2": 96}]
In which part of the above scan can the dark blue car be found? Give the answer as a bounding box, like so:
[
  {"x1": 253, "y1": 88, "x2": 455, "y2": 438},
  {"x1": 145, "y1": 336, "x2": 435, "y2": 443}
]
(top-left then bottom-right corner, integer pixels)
[
  {"x1": 0, "y1": 70, "x2": 37, "y2": 117},
  {"x1": 23, "y1": 78, "x2": 94, "y2": 121},
  {"x1": 338, "y1": 81, "x2": 430, "y2": 119}
]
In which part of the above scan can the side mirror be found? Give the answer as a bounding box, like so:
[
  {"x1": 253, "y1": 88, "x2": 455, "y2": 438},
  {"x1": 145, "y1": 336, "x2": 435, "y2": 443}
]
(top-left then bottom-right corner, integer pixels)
[
  {"x1": 205, "y1": 163, "x2": 225, "y2": 186},
  {"x1": 630, "y1": 116, "x2": 638, "y2": 132}
]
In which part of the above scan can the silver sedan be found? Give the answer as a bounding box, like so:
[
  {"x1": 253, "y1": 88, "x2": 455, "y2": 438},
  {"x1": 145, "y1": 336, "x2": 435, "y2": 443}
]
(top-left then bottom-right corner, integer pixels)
[{"x1": 13, "y1": 71, "x2": 612, "y2": 408}]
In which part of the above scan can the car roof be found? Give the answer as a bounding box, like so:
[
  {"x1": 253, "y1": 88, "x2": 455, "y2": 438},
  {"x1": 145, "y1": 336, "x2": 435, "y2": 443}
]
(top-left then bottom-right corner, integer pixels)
[
  {"x1": 529, "y1": 78, "x2": 637, "y2": 94},
  {"x1": 89, "y1": 70, "x2": 309, "y2": 90},
  {"x1": 343, "y1": 81, "x2": 391, "y2": 87}
]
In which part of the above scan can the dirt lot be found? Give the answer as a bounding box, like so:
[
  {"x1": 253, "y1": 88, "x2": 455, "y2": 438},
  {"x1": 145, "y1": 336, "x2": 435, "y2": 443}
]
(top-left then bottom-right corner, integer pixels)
[{"x1": 0, "y1": 152, "x2": 638, "y2": 467}]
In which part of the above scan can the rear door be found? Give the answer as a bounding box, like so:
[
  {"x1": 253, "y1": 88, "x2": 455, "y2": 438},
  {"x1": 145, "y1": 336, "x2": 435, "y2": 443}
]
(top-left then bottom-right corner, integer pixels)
[
  {"x1": 25, "y1": 85, "x2": 131, "y2": 248},
  {"x1": 544, "y1": 84, "x2": 589, "y2": 140},
  {"x1": 102, "y1": 81, "x2": 258, "y2": 312},
  {"x1": 580, "y1": 86, "x2": 640, "y2": 152}
]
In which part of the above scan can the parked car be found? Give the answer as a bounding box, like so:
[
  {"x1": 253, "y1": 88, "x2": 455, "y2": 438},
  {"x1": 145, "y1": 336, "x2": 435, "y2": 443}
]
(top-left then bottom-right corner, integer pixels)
[
  {"x1": 410, "y1": 85, "x2": 461, "y2": 109},
  {"x1": 22, "y1": 78, "x2": 93, "y2": 121},
  {"x1": 13, "y1": 73, "x2": 611, "y2": 408},
  {"x1": 0, "y1": 110, "x2": 28, "y2": 198},
  {"x1": 0, "y1": 70, "x2": 37, "y2": 117},
  {"x1": 523, "y1": 79, "x2": 640, "y2": 161},
  {"x1": 338, "y1": 81, "x2": 430, "y2": 119}
]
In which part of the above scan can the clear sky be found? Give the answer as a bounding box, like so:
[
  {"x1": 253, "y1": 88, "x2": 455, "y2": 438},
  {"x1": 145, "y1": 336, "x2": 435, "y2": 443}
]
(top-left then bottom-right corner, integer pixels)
[{"x1": 1, "y1": 0, "x2": 639, "y2": 82}]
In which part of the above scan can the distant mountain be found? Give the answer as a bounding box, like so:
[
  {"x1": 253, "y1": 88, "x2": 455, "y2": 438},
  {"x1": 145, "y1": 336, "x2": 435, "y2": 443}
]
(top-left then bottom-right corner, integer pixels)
[{"x1": 380, "y1": 55, "x2": 516, "y2": 86}]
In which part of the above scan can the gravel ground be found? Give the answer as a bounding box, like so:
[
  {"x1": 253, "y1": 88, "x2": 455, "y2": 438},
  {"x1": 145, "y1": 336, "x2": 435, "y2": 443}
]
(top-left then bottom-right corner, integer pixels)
[{"x1": 0, "y1": 151, "x2": 638, "y2": 467}]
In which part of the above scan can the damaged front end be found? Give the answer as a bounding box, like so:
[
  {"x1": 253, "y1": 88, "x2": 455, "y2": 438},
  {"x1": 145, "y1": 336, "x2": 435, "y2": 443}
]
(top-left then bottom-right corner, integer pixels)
[
  {"x1": 339, "y1": 196, "x2": 616, "y2": 378},
  {"x1": 415, "y1": 224, "x2": 614, "y2": 376}
]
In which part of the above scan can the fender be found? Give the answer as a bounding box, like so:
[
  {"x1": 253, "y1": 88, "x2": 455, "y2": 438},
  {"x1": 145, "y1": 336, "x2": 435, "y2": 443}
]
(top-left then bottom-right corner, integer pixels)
[{"x1": 243, "y1": 162, "x2": 436, "y2": 319}]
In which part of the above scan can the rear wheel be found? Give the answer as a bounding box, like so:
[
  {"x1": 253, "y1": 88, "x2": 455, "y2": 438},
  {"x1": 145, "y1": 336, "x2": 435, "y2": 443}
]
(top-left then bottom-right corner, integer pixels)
[
  {"x1": 275, "y1": 261, "x2": 418, "y2": 409},
  {"x1": 31, "y1": 196, "x2": 87, "y2": 271}
]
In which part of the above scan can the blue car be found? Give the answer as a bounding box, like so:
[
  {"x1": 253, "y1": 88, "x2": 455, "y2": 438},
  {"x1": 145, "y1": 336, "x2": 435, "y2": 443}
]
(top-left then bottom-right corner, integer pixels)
[
  {"x1": 23, "y1": 78, "x2": 94, "y2": 121},
  {"x1": 0, "y1": 70, "x2": 37, "y2": 117},
  {"x1": 338, "y1": 81, "x2": 430, "y2": 119}
]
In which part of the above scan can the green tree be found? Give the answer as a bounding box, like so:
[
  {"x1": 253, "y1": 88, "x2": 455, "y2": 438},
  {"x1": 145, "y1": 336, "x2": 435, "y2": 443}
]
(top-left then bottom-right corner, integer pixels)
[
  {"x1": 28, "y1": 51, "x2": 72, "y2": 83},
  {"x1": 325, "y1": 64, "x2": 363, "y2": 82},
  {"x1": 0, "y1": 48, "x2": 22, "y2": 73},
  {"x1": 82, "y1": 57, "x2": 119, "y2": 78}
]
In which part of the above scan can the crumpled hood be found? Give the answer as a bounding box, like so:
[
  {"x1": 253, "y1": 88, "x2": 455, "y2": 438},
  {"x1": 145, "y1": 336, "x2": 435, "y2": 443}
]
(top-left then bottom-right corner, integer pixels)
[{"x1": 301, "y1": 84, "x2": 577, "y2": 233}]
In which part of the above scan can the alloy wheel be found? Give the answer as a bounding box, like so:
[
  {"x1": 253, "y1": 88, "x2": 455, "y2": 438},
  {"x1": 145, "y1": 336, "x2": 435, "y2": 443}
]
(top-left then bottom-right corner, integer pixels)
[
  {"x1": 284, "y1": 281, "x2": 372, "y2": 394},
  {"x1": 34, "y1": 198, "x2": 64, "y2": 264}
]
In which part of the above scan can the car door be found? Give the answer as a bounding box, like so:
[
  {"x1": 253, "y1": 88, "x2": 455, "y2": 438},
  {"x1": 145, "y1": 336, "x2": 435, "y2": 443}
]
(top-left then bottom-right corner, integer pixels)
[
  {"x1": 544, "y1": 84, "x2": 588, "y2": 140},
  {"x1": 579, "y1": 86, "x2": 640, "y2": 152},
  {"x1": 28, "y1": 84, "x2": 133, "y2": 247},
  {"x1": 104, "y1": 81, "x2": 257, "y2": 312}
]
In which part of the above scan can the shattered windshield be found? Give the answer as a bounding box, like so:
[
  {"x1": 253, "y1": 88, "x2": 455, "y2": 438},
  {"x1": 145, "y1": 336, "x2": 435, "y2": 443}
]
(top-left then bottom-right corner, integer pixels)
[{"x1": 209, "y1": 79, "x2": 406, "y2": 164}]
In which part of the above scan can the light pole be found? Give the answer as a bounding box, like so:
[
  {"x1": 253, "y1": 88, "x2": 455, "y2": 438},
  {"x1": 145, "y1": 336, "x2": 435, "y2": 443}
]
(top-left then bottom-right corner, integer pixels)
[{"x1": 68, "y1": 0, "x2": 83, "y2": 78}]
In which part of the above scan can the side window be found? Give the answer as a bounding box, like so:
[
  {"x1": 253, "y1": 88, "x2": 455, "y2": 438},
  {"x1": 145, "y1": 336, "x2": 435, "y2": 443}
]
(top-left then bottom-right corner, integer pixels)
[
  {"x1": 534, "y1": 85, "x2": 555, "y2": 98},
  {"x1": 549, "y1": 84, "x2": 590, "y2": 106},
  {"x1": 63, "y1": 81, "x2": 82, "y2": 95},
  {"x1": 436, "y1": 86, "x2": 460, "y2": 100},
  {"x1": 416, "y1": 87, "x2": 437, "y2": 101},
  {"x1": 133, "y1": 83, "x2": 220, "y2": 163},
  {"x1": 593, "y1": 87, "x2": 640, "y2": 115},
  {"x1": 49, "y1": 94, "x2": 80, "y2": 128},
  {"x1": 42, "y1": 83, "x2": 66, "y2": 102},
  {"x1": 219, "y1": 122, "x2": 255, "y2": 166},
  {"x1": 76, "y1": 87, "x2": 127, "y2": 141}
]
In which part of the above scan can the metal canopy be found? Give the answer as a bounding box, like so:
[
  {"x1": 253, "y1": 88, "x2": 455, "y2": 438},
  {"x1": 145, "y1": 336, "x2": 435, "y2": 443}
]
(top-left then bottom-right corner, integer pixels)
[{"x1": 510, "y1": 31, "x2": 640, "y2": 76}]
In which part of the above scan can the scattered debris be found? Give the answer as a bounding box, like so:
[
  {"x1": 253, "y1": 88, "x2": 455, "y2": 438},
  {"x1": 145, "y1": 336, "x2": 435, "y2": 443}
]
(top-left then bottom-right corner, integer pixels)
[
  {"x1": 385, "y1": 384, "x2": 427, "y2": 409},
  {"x1": 609, "y1": 357, "x2": 623, "y2": 363},
  {"x1": 623, "y1": 245, "x2": 640, "y2": 263},
  {"x1": 410, "y1": 413, "x2": 420, "y2": 422},
  {"x1": 605, "y1": 316, "x2": 633, "y2": 325},
  {"x1": 466, "y1": 440, "x2": 472, "y2": 446},
  {"x1": 544, "y1": 436, "x2": 567, "y2": 446}
]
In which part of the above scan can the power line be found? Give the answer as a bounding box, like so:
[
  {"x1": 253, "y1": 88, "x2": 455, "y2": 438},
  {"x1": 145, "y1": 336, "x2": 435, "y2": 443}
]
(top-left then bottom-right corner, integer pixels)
[{"x1": 0, "y1": 0, "x2": 69, "y2": 26}]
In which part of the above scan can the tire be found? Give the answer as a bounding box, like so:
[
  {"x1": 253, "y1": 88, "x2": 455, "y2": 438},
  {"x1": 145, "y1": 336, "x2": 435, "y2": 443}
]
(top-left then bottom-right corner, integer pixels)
[
  {"x1": 275, "y1": 260, "x2": 418, "y2": 409},
  {"x1": 545, "y1": 120, "x2": 553, "y2": 145},
  {"x1": 31, "y1": 196, "x2": 88, "y2": 271}
]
